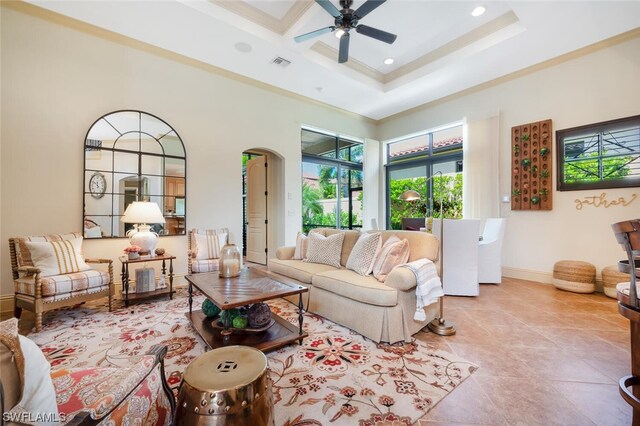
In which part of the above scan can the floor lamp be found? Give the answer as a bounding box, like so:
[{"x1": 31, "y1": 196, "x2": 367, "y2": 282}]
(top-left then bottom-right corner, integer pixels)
[{"x1": 400, "y1": 171, "x2": 456, "y2": 336}]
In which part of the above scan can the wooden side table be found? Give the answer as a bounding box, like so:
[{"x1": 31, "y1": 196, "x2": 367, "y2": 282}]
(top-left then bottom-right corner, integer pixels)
[{"x1": 120, "y1": 254, "x2": 176, "y2": 307}]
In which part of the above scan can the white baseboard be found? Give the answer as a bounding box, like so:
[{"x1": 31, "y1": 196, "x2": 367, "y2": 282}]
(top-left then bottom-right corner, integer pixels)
[{"x1": 502, "y1": 267, "x2": 604, "y2": 292}]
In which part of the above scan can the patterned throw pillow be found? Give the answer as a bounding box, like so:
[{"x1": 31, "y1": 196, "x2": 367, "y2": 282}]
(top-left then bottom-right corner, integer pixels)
[
  {"x1": 293, "y1": 233, "x2": 309, "y2": 260},
  {"x1": 346, "y1": 232, "x2": 382, "y2": 276},
  {"x1": 372, "y1": 235, "x2": 411, "y2": 282},
  {"x1": 304, "y1": 232, "x2": 344, "y2": 268},
  {"x1": 194, "y1": 231, "x2": 228, "y2": 260},
  {"x1": 25, "y1": 238, "x2": 91, "y2": 277}
]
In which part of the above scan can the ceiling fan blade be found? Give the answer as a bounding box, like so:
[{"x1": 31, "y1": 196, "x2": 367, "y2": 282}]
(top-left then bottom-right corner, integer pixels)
[
  {"x1": 354, "y1": 0, "x2": 386, "y2": 19},
  {"x1": 338, "y1": 32, "x2": 350, "y2": 63},
  {"x1": 315, "y1": 0, "x2": 341, "y2": 18},
  {"x1": 294, "y1": 26, "x2": 335, "y2": 43},
  {"x1": 355, "y1": 24, "x2": 397, "y2": 44}
]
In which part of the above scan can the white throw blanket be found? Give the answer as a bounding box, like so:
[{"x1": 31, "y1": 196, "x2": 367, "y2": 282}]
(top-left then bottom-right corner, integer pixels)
[{"x1": 400, "y1": 258, "x2": 444, "y2": 321}]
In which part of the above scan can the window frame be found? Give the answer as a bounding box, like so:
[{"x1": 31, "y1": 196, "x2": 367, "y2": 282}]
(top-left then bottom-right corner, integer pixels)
[
  {"x1": 301, "y1": 128, "x2": 363, "y2": 231},
  {"x1": 384, "y1": 123, "x2": 463, "y2": 230},
  {"x1": 556, "y1": 115, "x2": 640, "y2": 191}
]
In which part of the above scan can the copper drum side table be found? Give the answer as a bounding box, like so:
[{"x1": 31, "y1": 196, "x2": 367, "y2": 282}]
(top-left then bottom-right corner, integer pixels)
[
  {"x1": 611, "y1": 219, "x2": 640, "y2": 425},
  {"x1": 175, "y1": 345, "x2": 274, "y2": 425}
]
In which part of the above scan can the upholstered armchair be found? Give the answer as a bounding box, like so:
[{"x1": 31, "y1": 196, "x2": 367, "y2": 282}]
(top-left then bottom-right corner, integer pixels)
[
  {"x1": 0, "y1": 318, "x2": 174, "y2": 425},
  {"x1": 478, "y1": 218, "x2": 507, "y2": 284},
  {"x1": 9, "y1": 233, "x2": 114, "y2": 332},
  {"x1": 187, "y1": 228, "x2": 228, "y2": 274}
]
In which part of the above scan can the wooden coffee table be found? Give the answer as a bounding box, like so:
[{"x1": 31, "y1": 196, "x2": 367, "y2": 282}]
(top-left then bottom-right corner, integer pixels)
[{"x1": 185, "y1": 267, "x2": 308, "y2": 352}]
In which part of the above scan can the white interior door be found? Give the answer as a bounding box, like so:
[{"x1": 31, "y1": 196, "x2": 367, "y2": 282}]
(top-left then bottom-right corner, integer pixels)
[{"x1": 246, "y1": 156, "x2": 267, "y2": 264}]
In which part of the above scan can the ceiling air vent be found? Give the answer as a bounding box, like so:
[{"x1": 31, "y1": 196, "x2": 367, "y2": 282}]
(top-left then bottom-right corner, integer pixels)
[{"x1": 270, "y1": 56, "x2": 292, "y2": 68}]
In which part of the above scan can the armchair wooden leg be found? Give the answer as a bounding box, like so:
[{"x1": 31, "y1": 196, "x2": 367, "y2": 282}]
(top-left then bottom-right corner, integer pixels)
[
  {"x1": 35, "y1": 312, "x2": 42, "y2": 333},
  {"x1": 108, "y1": 262, "x2": 114, "y2": 312}
]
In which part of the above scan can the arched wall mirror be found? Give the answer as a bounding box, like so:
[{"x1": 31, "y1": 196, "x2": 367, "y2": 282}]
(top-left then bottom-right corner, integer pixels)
[{"x1": 83, "y1": 110, "x2": 186, "y2": 238}]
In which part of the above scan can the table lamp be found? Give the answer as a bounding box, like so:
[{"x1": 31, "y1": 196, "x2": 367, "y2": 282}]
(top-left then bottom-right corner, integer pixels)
[
  {"x1": 121, "y1": 201, "x2": 166, "y2": 255},
  {"x1": 400, "y1": 170, "x2": 456, "y2": 336}
]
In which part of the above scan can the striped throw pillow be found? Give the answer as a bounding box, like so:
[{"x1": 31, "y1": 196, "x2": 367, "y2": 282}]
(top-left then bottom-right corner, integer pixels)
[
  {"x1": 293, "y1": 233, "x2": 309, "y2": 260},
  {"x1": 194, "y1": 231, "x2": 228, "y2": 260},
  {"x1": 25, "y1": 238, "x2": 91, "y2": 277}
]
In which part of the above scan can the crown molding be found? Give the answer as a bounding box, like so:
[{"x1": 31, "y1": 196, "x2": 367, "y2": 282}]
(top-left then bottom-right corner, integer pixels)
[{"x1": 2, "y1": 1, "x2": 375, "y2": 125}]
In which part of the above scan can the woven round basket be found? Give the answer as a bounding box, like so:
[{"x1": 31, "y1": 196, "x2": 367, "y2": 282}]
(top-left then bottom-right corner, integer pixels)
[
  {"x1": 553, "y1": 260, "x2": 596, "y2": 293},
  {"x1": 602, "y1": 265, "x2": 630, "y2": 299}
]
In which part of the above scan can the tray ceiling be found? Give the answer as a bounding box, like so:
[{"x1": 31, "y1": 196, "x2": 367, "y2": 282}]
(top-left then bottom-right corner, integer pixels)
[{"x1": 26, "y1": 0, "x2": 640, "y2": 120}]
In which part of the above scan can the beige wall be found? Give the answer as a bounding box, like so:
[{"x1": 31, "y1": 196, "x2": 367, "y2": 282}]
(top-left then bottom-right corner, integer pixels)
[
  {"x1": 0, "y1": 5, "x2": 377, "y2": 295},
  {"x1": 379, "y1": 34, "x2": 640, "y2": 282},
  {"x1": 2, "y1": 3, "x2": 639, "y2": 299}
]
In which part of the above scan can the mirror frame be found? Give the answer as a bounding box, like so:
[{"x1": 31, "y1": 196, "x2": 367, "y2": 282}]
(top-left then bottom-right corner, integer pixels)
[{"x1": 82, "y1": 110, "x2": 187, "y2": 238}]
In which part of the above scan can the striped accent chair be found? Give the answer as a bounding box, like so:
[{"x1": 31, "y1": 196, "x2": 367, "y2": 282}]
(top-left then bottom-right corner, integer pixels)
[
  {"x1": 187, "y1": 228, "x2": 228, "y2": 274},
  {"x1": 9, "y1": 233, "x2": 114, "y2": 332}
]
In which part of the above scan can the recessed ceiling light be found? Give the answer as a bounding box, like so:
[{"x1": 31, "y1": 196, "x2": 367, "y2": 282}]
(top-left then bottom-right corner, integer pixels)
[
  {"x1": 384, "y1": 58, "x2": 394, "y2": 65},
  {"x1": 471, "y1": 6, "x2": 486, "y2": 17},
  {"x1": 335, "y1": 29, "x2": 346, "y2": 38},
  {"x1": 234, "y1": 42, "x2": 252, "y2": 53}
]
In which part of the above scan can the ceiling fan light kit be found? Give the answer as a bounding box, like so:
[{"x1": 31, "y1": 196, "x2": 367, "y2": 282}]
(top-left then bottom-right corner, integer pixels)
[{"x1": 294, "y1": 0, "x2": 398, "y2": 63}]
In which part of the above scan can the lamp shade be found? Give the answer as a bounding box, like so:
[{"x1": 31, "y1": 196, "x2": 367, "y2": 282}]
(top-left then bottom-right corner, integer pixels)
[
  {"x1": 399, "y1": 190, "x2": 421, "y2": 201},
  {"x1": 121, "y1": 201, "x2": 166, "y2": 224}
]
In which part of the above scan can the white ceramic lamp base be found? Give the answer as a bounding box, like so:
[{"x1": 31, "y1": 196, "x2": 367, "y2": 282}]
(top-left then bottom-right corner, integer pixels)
[{"x1": 127, "y1": 225, "x2": 159, "y2": 255}]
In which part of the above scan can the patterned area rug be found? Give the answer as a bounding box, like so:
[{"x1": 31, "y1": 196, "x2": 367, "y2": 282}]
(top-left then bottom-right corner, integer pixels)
[{"x1": 30, "y1": 291, "x2": 477, "y2": 425}]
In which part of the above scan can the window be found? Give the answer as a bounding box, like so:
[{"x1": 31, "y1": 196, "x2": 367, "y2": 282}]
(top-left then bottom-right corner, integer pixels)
[
  {"x1": 386, "y1": 124, "x2": 463, "y2": 230},
  {"x1": 301, "y1": 129, "x2": 363, "y2": 233},
  {"x1": 557, "y1": 115, "x2": 640, "y2": 191}
]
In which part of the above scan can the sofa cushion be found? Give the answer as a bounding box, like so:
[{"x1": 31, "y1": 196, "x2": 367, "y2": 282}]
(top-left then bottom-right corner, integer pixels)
[
  {"x1": 305, "y1": 232, "x2": 344, "y2": 268},
  {"x1": 346, "y1": 232, "x2": 382, "y2": 276},
  {"x1": 313, "y1": 269, "x2": 398, "y2": 307},
  {"x1": 269, "y1": 259, "x2": 337, "y2": 284},
  {"x1": 191, "y1": 259, "x2": 220, "y2": 273},
  {"x1": 14, "y1": 269, "x2": 110, "y2": 297}
]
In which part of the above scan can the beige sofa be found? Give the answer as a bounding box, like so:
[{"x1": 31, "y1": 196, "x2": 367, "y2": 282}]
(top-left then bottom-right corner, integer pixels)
[{"x1": 268, "y1": 228, "x2": 441, "y2": 344}]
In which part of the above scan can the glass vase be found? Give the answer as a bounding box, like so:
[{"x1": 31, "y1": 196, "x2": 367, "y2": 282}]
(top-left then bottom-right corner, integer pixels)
[{"x1": 219, "y1": 244, "x2": 241, "y2": 278}]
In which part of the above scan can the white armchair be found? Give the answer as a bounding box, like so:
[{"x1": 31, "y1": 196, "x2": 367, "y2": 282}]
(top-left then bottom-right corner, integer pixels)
[{"x1": 478, "y1": 218, "x2": 506, "y2": 284}]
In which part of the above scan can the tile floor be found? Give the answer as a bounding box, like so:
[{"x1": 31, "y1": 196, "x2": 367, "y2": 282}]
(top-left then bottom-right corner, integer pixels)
[
  {"x1": 8, "y1": 276, "x2": 633, "y2": 425},
  {"x1": 415, "y1": 277, "x2": 633, "y2": 426}
]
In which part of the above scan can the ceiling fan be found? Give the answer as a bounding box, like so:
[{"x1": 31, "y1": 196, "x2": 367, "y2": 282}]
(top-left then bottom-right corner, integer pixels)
[{"x1": 294, "y1": 0, "x2": 397, "y2": 63}]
